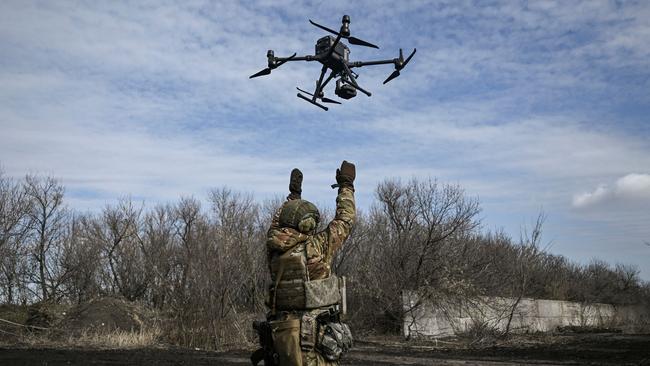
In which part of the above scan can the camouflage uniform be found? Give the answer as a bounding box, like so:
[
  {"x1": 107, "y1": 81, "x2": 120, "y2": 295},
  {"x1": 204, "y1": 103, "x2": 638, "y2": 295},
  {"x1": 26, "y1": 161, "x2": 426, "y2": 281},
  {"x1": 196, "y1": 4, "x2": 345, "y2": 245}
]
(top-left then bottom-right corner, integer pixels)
[{"x1": 266, "y1": 186, "x2": 355, "y2": 366}]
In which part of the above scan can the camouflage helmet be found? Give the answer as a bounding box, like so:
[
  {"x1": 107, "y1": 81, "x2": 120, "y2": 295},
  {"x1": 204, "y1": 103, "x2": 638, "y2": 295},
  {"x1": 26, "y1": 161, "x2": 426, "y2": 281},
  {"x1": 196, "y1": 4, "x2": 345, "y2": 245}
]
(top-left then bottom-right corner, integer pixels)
[{"x1": 279, "y1": 199, "x2": 320, "y2": 233}]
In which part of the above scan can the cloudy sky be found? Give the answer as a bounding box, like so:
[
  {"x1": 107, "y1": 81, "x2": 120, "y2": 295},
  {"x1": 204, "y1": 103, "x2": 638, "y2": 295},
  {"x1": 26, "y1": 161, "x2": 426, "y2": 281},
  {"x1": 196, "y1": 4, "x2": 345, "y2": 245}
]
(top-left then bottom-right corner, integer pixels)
[{"x1": 1, "y1": 1, "x2": 649, "y2": 279}]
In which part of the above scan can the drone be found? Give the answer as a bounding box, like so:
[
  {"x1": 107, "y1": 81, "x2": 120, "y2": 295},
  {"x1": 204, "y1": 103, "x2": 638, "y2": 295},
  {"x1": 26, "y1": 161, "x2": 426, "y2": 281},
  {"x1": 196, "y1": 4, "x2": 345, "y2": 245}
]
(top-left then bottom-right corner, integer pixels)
[{"x1": 250, "y1": 15, "x2": 416, "y2": 111}]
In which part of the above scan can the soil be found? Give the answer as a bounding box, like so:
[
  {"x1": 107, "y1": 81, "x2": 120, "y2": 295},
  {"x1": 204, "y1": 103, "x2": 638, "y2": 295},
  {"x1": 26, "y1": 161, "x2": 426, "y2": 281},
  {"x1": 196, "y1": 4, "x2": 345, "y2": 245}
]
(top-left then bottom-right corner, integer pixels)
[{"x1": 1, "y1": 333, "x2": 649, "y2": 366}]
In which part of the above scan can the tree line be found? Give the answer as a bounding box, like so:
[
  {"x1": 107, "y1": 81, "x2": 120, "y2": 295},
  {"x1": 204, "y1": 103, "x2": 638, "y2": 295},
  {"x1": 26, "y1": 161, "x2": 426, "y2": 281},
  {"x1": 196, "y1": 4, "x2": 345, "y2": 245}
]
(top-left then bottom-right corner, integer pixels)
[{"x1": 1, "y1": 171, "x2": 647, "y2": 347}]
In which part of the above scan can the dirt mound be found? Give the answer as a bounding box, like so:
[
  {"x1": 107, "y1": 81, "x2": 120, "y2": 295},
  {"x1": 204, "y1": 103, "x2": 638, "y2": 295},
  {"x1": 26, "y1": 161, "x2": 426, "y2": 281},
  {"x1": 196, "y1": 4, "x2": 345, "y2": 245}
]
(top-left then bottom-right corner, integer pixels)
[
  {"x1": 0, "y1": 304, "x2": 29, "y2": 325},
  {"x1": 60, "y1": 297, "x2": 146, "y2": 334},
  {"x1": 23, "y1": 302, "x2": 68, "y2": 329}
]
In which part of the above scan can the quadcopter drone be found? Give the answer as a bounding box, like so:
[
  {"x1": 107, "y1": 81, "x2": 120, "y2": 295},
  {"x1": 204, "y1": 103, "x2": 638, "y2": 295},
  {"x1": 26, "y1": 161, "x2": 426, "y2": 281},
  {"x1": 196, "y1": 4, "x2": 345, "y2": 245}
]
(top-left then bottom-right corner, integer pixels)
[{"x1": 250, "y1": 15, "x2": 416, "y2": 111}]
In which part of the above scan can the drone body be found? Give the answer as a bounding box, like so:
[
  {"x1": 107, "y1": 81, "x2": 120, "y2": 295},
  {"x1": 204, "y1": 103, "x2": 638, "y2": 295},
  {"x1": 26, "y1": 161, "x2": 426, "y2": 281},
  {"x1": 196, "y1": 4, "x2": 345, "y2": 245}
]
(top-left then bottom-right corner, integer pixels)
[{"x1": 250, "y1": 15, "x2": 416, "y2": 111}]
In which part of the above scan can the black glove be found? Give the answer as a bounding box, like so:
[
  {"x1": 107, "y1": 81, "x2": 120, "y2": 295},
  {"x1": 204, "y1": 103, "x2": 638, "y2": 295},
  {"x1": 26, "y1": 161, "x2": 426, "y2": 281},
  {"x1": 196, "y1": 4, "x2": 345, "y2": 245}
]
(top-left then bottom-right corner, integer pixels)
[
  {"x1": 287, "y1": 168, "x2": 303, "y2": 200},
  {"x1": 333, "y1": 160, "x2": 355, "y2": 190}
]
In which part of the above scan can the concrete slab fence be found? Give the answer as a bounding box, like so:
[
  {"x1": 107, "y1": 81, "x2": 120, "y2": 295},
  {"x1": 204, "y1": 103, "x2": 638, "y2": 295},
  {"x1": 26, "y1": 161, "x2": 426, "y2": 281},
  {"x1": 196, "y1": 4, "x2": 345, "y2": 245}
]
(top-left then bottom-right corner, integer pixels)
[{"x1": 402, "y1": 291, "x2": 649, "y2": 338}]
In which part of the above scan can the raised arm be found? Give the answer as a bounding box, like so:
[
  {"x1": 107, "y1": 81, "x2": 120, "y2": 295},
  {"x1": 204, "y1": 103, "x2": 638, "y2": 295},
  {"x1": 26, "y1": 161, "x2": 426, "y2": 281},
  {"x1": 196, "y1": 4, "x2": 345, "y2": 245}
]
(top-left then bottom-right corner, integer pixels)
[
  {"x1": 310, "y1": 161, "x2": 356, "y2": 265},
  {"x1": 266, "y1": 168, "x2": 305, "y2": 253}
]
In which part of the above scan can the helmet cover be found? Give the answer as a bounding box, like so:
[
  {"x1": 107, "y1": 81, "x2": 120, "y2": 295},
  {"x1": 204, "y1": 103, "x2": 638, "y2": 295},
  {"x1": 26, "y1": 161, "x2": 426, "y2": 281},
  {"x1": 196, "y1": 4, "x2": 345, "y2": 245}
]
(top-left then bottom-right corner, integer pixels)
[{"x1": 279, "y1": 199, "x2": 320, "y2": 233}]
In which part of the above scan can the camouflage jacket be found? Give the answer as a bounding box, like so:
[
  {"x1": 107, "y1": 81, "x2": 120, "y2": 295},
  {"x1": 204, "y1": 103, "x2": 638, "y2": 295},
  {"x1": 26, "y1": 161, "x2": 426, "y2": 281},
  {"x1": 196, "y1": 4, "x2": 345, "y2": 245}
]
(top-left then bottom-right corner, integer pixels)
[{"x1": 267, "y1": 187, "x2": 355, "y2": 280}]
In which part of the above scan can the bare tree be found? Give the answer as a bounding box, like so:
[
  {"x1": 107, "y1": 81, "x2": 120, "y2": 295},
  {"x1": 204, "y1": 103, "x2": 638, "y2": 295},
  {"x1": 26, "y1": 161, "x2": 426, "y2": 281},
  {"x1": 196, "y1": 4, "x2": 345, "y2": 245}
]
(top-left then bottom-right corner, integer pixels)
[
  {"x1": 343, "y1": 178, "x2": 481, "y2": 332},
  {"x1": 60, "y1": 214, "x2": 103, "y2": 303},
  {"x1": 612, "y1": 263, "x2": 642, "y2": 305},
  {"x1": 87, "y1": 198, "x2": 148, "y2": 301},
  {"x1": 139, "y1": 203, "x2": 177, "y2": 309},
  {"x1": 24, "y1": 175, "x2": 68, "y2": 301},
  {"x1": 209, "y1": 189, "x2": 264, "y2": 334},
  {"x1": 0, "y1": 171, "x2": 32, "y2": 250},
  {"x1": 0, "y1": 171, "x2": 33, "y2": 303},
  {"x1": 503, "y1": 212, "x2": 546, "y2": 335},
  {"x1": 171, "y1": 196, "x2": 203, "y2": 309}
]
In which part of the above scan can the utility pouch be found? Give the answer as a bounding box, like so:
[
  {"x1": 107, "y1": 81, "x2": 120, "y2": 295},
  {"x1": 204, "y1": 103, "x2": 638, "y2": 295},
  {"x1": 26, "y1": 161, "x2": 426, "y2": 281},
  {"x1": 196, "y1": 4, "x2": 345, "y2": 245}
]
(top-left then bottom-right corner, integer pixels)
[
  {"x1": 270, "y1": 318, "x2": 303, "y2": 366},
  {"x1": 275, "y1": 275, "x2": 342, "y2": 311},
  {"x1": 299, "y1": 313, "x2": 317, "y2": 352},
  {"x1": 304, "y1": 275, "x2": 341, "y2": 309},
  {"x1": 317, "y1": 321, "x2": 353, "y2": 362}
]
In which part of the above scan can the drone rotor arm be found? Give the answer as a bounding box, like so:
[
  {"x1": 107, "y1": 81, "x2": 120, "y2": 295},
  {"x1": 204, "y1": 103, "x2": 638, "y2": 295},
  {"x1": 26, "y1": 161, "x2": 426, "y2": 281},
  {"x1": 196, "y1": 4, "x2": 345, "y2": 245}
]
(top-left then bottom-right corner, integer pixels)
[
  {"x1": 273, "y1": 52, "x2": 298, "y2": 68},
  {"x1": 349, "y1": 59, "x2": 398, "y2": 68},
  {"x1": 249, "y1": 53, "x2": 318, "y2": 79},
  {"x1": 274, "y1": 54, "x2": 315, "y2": 63}
]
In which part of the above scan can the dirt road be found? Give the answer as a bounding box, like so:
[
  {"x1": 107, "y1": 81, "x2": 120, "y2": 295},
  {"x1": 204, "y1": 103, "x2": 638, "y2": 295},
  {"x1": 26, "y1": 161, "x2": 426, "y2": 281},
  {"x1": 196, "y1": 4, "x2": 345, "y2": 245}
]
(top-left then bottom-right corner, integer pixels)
[{"x1": 2, "y1": 334, "x2": 649, "y2": 366}]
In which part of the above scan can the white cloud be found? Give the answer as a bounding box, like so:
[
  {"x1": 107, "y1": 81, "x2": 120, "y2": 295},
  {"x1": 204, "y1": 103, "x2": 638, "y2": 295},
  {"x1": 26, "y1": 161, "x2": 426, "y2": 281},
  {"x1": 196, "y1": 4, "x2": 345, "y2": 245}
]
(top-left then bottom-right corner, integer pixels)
[
  {"x1": 615, "y1": 173, "x2": 650, "y2": 199},
  {"x1": 572, "y1": 173, "x2": 650, "y2": 208},
  {"x1": 572, "y1": 184, "x2": 611, "y2": 208}
]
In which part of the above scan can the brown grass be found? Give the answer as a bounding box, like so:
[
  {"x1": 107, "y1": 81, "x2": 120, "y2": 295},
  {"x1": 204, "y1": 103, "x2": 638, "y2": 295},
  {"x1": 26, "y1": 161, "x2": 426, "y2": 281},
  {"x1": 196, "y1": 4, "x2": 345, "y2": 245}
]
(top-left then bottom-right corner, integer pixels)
[
  {"x1": 9, "y1": 324, "x2": 163, "y2": 349},
  {"x1": 66, "y1": 325, "x2": 163, "y2": 348}
]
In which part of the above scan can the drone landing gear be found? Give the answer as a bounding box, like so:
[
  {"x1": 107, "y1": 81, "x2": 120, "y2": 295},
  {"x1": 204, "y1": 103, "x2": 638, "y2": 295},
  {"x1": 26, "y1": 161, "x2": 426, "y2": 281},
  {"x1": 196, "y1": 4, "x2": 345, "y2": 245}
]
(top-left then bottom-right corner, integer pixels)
[
  {"x1": 296, "y1": 67, "x2": 343, "y2": 111},
  {"x1": 297, "y1": 85, "x2": 341, "y2": 111},
  {"x1": 297, "y1": 92, "x2": 329, "y2": 111}
]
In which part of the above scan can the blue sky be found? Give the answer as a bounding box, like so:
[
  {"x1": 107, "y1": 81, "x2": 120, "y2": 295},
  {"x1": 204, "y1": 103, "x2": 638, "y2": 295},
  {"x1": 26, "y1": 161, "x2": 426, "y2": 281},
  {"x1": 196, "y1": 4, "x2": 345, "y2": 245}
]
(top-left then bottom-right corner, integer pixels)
[{"x1": 1, "y1": 1, "x2": 649, "y2": 279}]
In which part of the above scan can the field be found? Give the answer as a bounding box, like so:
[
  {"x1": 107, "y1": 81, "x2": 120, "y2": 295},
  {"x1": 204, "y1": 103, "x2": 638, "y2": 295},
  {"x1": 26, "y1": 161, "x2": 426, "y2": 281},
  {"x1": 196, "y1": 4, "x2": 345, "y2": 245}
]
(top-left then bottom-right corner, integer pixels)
[{"x1": 2, "y1": 333, "x2": 649, "y2": 366}]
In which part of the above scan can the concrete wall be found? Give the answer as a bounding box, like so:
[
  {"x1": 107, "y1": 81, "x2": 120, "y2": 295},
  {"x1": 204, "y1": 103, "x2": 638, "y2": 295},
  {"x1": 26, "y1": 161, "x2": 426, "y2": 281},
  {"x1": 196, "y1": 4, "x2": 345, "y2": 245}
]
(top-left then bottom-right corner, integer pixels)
[{"x1": 402, "y1": 292, "x2": 649, "y2": 338}]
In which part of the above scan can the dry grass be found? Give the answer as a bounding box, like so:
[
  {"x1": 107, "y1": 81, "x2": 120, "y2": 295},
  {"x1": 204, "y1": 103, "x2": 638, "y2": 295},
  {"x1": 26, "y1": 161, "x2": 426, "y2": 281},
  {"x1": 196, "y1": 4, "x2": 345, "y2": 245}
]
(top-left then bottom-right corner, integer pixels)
[
  {"x1": 66, "y1": 325, "x2": 163, "y2": 348},
  {"x1": 12, "y1": 325, "x2": 163, "y2": 349},
  {"x1": 1, "y1": 299, "x2": 163, "y2": 349}
]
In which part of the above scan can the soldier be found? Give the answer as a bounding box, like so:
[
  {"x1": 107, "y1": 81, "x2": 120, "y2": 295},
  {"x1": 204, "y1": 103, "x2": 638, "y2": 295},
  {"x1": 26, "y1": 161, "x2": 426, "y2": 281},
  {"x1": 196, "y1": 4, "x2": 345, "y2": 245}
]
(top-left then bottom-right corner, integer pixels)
[{"x1": 252, "y1": 161, "x2": 356, "y2": 366}]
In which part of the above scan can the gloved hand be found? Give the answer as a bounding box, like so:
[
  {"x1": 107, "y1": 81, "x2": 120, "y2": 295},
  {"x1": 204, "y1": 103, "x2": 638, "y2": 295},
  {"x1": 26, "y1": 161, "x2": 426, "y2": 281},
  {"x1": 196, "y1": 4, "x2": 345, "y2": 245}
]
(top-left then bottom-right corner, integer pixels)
[
  {"x1": 287, "y1": 168, "x2": 303, "y2": 200},
  {"x1": 334, "y1": 160, "x2": 355, "y2": 189}
]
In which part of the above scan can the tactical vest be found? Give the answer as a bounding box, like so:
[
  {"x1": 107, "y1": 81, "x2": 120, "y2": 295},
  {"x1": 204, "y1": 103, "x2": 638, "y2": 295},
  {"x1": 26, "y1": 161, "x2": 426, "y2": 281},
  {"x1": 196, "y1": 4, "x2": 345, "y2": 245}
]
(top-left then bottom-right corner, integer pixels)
[{"x1": 270, "y1": 243, "x2": 345, "y2": 312}]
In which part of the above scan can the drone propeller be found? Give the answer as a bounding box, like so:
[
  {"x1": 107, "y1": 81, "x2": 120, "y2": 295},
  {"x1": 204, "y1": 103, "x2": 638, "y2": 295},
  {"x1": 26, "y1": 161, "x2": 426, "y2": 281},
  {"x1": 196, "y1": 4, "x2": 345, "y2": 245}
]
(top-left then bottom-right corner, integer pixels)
[
  {"x1": 309, "y1": 19, "x2": 379, "y2": 49},
  {"x1": 348, "y1": 36, "x2": 378, "y2": 49},
  {"x1": 383, "y1": 48, "x2": 416, "y2": 84},
  {"x1": 249, "y1": 68, "x2": 271, "y2": 79},
  {"x1": 383, "y1": 70, "x2": 400, "y2": 85},
  {"x1": 249, "y1": 53, "x2": 297, "y2": 79},
  {"x1": 296, "y1": 87, "x2": 342, "y2": 104}
]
